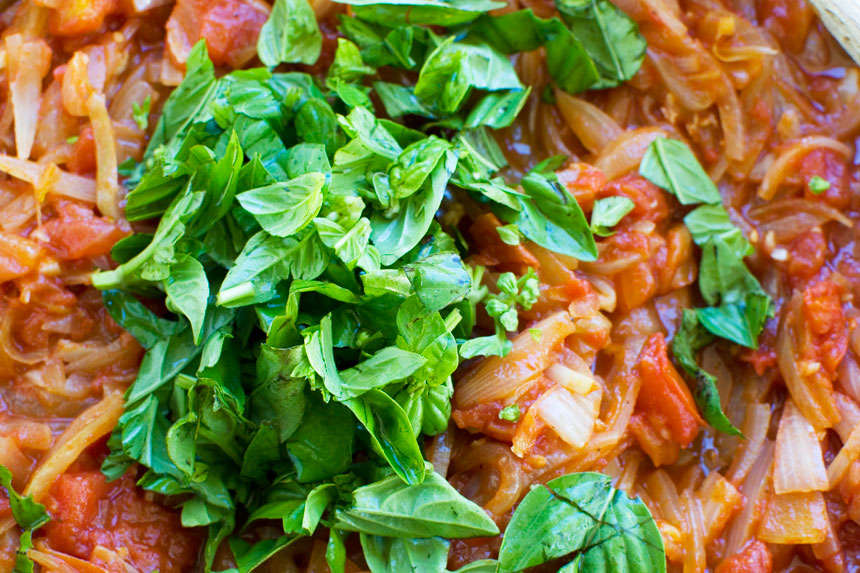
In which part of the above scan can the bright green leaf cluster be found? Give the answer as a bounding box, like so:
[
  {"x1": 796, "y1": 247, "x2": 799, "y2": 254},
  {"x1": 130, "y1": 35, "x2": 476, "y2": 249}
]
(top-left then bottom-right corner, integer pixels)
[{"x1": 460, "y1": 269, "x2": 540, "y2": 359}]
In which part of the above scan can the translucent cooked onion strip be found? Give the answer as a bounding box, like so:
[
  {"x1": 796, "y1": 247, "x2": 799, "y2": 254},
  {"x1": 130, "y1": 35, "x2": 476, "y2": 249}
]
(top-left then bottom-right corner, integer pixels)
[
  {"x1": 758, "y1": 136, "x2": 853, "y2": 200},
  {"x1": 24, "y1": 391, "x2": 124, "y2": 502},
  {"x1": 534, "y1": 385, "x2": 601, "y2": 449},
  {"x1": 5, "y1": 34, "x2": 51, "y2": 161},
  {"x1": 0, "y1": 155, "x2": 97, "y2": 203},
  {"x1": 773, "y1": 399, "x2": 828, "y2": 494},
  {"x1": 680, "y1": 489, "x2": 706, "y2": 573},
  {"x1": 726, "y1": 403, "x2": 771, "y2": 485},
  {"x1": 454, "y1": 311, "x2": 575, "y2": 408},
  {"x1": 698, "y1": 472, "x2": 742, "y2": 544},
  {"x1": 554, "y1": 89, "x2": 623, "y2": 154},
  {"x1": 724, "y1": 440, "x2": 773, "y2": 555},
  {"x1": 827, "y1": 419, "x2": 860, "y2": 489},
  {"x1": 758, "y1": 490, "x2": 828, "y2": 544},
  {"x1": 593, "y1": 127, "x2": 667, "y2": 181},
  {"x1": 86, "y1": 94, "x2": 121, "y2": 220}
]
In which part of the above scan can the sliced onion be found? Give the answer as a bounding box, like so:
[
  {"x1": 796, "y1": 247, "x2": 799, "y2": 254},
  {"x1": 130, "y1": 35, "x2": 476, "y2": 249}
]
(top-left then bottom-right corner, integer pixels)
[
  {"x1": 724, "y1": 440, "x2": 774, "y2": 555},
  {"x1": 681, "y1": 489, "x2": 706, "y2": 573},
  {"x1": 0, "y1": 155, "x2": 97, "y2": 203},
  {"x1": 774, "y1": 399, "x2": 828, "y2": 494},
  {"x1": 24, "y1": 391, "x2": 124, "y2": 502},
  {"x1": 827, "y1": 415, "x2": 860, "y2": 489},
  {"x1": 535, "y1": 385, "x2": 602, "y2": 449},
  {"x1": 593, "y1": 127, "x2": 667, "y2": 181},
  {"x1": 649, "y1": 49, "x2": 714, "y2": 111},
  {"x1": 644, "y1": 469, "x2": 684, "y2": 528},
  {"x1": 449, "y1": 441, "x2": 528, "y2": 516},
  {"x1": 834, "y1": 392, "x2": 860, "y2": 443},
  {"x1": 758, "y1": 490, "x2": 828, "y2": 544},
  {"x1": 87, "y1": 94, "x2": 121, "y2": 220},
  {"x1": 454, "y1": 311, "x2": 575, "y2": 408},
  {"x1": 698, "y1": 471, "x2": 742, "y2": 544},
  {"x1": 5, "y1": 34, "x2": 51, "y2": 160},
  {"x1": 726, "y1": 403, "x2": 771, "y2": 485},
  {"x1": 777, "y1": 293, "x2": 840, "y2": 428},
  {"x1": 554, "y1": 89, "x2": 623, "y2": 154}
]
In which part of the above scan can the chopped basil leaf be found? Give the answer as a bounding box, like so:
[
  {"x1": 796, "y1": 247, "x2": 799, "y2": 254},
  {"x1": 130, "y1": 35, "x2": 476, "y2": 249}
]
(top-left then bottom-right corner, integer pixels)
[
  {"x1": 809, "y1": 175, "x2": 831, "y2": 194},
  {"x1": 132, "y1": 95, "x2": 151, "y2": 131},
  {"x1": 496, "y1": 224, "x2": 522, "y2": 245},
  {"x1": 498, "y1": 404, "x2": 521, "y2": 422},
  {"x1": 639, "y1": 137, "x2": 721, "y2": 205},
  {"x1": 590, "y1": 195, "x2": 634, "y2": 236}
]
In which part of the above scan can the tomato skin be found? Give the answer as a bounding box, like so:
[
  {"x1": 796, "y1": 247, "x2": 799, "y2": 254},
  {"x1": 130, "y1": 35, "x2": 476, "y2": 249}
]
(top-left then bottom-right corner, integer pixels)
[
  {"x1": 798, "y1": 149, "x2": 850, "y2": 210},
  {"x1": 715, "y1": 540, "x2": 773, "y2": 573},
  {"x1": 167, "y1": 0, "x2": 270, "y2": 68},
  {"x1": 43, "y1": 201, "x2": 129, "y2": 261},
  {"x1": 802, "y1": 279, "x2": 848, "y2": 376},
  {"x1": 788, "y1": 230, "x2": 827, "y2": 281},
  {"x1": 50, "y1": 0, "x2": 120, "y2": 36},
  {"x1": 67, "y1": 126, "x2": 97, "y2": 176},
  {"x1": 42, "y1": 470, "x2": 201, "y2": 573},
  {"x1": 598, "y1": 174, "x2": 669, "y2": 224},
  {"x1": 635, "y1": 333, "x2": 703, "y2": 447}
]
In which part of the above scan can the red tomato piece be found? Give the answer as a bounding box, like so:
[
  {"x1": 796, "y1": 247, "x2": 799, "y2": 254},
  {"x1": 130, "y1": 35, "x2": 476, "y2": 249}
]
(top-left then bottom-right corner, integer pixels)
[
  {"x1": 43, "y1": 201, "x2": 129, "y2": 260},
  {"x1": 635, "y1": 333, "x2": 703, "y2": 447}
]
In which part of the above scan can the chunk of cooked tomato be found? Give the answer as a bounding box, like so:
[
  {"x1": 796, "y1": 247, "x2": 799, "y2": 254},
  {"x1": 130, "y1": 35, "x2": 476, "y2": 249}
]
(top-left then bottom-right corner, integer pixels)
[
  {"x1": 167, "y1": 0, "x2": 271, "y2": 68},
  {"x1": 50, "y1": 0, "x2": 120, "y2": 37},
  {"x1": 42, "y1": 470, "x2": 201, "y2": 573},
  {"x1": 67, "y1": 126, "x2": 96, "y2": 175},
  {"x1": 634, "y1": 333, "x2": 703, "y2": 448},
  {"x1": 802, "y1": 279, "x2": 848, "y2": 376},
  {"x1": 799, "y1": 149, "x2": 850, "y2": 210},
  {"x1": 43, "y1": 200, "x2": 129, "y2": 261},
  {"x1": 598, "y1": 174, "x2": 669, "y2": 224}
]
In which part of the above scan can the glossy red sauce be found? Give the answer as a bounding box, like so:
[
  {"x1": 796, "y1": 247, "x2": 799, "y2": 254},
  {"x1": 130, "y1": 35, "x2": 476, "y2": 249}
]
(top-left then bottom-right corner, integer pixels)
[{"x1": 40, "y1": 450, "x2": 201, "y2": 573}]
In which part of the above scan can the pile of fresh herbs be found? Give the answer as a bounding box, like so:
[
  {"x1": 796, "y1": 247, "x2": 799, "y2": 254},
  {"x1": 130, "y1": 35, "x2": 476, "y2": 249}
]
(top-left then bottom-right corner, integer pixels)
[{"x1": 8, "y1": 0, "x2": 756, "y2": 570}]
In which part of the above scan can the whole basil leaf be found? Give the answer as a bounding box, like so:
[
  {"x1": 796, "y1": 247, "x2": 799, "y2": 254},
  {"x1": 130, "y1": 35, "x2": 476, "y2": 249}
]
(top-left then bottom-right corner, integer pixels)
[
  {"x1": 102, "y1": 290, "x2": 181, "y2": 350},
  {"x1": 371, "y1": 150, "x2": 458, "y2": 265},
  {"x1": 639, "y1": 137, "x2": 721, "y2": 206},
  {"x1": 0, "y1": 465, "x2": 50, "y2": 573},
  {"x1": 335, "y1": 466, "x2": 499, "y2": 537},
  {"x1": 257, "y1": 0, "x2": 322, "y2": 66},
  {"x1": 414, "y1": 38, "x2": 522, "y2": 116},
  {"x1": 165, "y1": 254, "x2": 209, "y2": 344},
  {"x1": 361, "y1": 534, "x2": 449, "y2": 573},
  {"x1": 236, "y1": 173, "x2": 326, "y2": 238},
  {"x1": 344, "y1": 389, "x2": 426, "y2": 484},
  {"x1": 144, "y1": 41, "x2": 217, "y2": 160},
  {"x1": 498, "y1": 472, "x2": 665, "y2": 572},
  {"x1": 555, "y1": 0, "x2": 647, "y2": 88},
  {"x1": 496, "y1": 171, "x2": 597, "y2": 261},
  {"x1": 339, "y1": 347, "x2": 428, "y2": 399},
  {"x1": 683, "y1": 204, "x2": 752, "y2": 259},
  {"x1": 336, "y1": 0, "x2": 505, "y2": 26},
  {"x1": 590, "y1": 196, "x2": 634, "y2": 236}
]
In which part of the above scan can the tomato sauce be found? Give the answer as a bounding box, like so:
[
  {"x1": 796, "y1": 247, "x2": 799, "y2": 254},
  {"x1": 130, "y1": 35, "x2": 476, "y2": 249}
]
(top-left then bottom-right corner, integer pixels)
[{"x1": 40, "y1": 452, "x2": 201, "y2": 573}]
